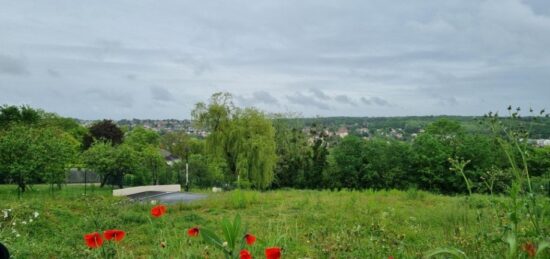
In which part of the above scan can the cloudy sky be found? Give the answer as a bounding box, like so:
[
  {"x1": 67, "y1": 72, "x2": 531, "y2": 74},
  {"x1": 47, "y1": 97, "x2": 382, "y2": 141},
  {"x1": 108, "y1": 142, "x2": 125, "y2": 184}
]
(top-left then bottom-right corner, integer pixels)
[{"x1": 1, "y1": 0, "x2": 549, "y2": 119}]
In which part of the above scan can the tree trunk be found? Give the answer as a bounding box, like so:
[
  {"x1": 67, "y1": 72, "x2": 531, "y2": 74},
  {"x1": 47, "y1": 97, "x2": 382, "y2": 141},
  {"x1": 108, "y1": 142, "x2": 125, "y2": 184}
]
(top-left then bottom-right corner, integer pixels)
[{"x1": 100, "y1": 173, "x2": 111, "y2": 187}]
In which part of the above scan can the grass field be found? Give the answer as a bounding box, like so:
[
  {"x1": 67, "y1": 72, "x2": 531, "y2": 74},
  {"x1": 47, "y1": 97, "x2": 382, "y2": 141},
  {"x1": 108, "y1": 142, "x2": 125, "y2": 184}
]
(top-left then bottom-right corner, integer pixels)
[{"x1": 0, "y1": 185, "x2": 548, "y2": 258}]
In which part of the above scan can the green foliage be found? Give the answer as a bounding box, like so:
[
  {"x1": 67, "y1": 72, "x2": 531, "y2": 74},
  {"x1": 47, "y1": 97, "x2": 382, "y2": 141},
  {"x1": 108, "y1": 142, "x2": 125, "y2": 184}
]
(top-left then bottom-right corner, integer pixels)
[
  {"x1": 82, "y1": 142, "x2": 139, "y2": 188},
  {"x1": 330, "y1": 135, "x2": 366, "y2": 190},
  {"x1": 83, "y1": 120, "x2": 124, "y2": 149},
  {"x1": 0, "y1": 125, "x2": 78, "y2": 190},
  {"x1": 125, "y1": 126, "x2": 160, "y2": 151},
  {"x1": 0, "y1": 105, "x2": 41, "y2": 129},
  {"x1": 272, "y1": 117, "x2": 311, "y2": 188},
  {"x1": 192, "y1": 93, "x2": 277, "y2": 189}
]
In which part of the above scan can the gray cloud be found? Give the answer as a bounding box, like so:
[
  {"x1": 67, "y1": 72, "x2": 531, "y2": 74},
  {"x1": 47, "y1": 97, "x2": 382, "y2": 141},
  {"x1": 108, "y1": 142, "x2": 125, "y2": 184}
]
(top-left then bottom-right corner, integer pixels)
[
  {"x1": 236, "y1": 91, "x2": 279, "y2": 106},
  {"x1": 0, "y1": 54, "x2": 29, "y2": 75},
  {"x1": 47, "y1": 69, "x2": 60, "y2": 77},
  {"x1": 150, "y1": 86, "x2": 175, "y2": 102},
  {"x1": 286, "y1": 92, "x2": 330, "y2": 110},
  {"x1": 361, "y1": 97, "x2": 390, "y2": 106},
  {"x1": 309, "y1": 88, "x2": 331, "y2": 100},
  {"x1": 173, "y1": 54, "x2": 212, "y2": 76},
  {"x1": 0, "y1": 0, "x2": 549, "y2": 119},
  {"x1": 84, "y1": 88, "x2": 134, "y2": 108},
  {"x1": 334, "y1": 95, "x2": 357, "y2": 106}
]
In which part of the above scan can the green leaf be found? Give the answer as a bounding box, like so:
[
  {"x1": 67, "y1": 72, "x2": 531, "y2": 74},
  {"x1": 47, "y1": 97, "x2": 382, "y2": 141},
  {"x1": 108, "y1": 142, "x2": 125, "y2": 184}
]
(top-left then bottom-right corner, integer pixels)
[
  {"x1": 423, "y1": 247, "x2": 469, "y2": 259},
  {"x1": 505, "y1": 233, "x2": 517, "y2": 259},
  {"x1": 200, "y1": 228, "x2": 225, "y2": 250},
  {"x1": 536, "y1": 240, "x2": 550, "y2": 258},
  {"x1": 221, "y1": 217, "x2": 234, "y2": 250}
]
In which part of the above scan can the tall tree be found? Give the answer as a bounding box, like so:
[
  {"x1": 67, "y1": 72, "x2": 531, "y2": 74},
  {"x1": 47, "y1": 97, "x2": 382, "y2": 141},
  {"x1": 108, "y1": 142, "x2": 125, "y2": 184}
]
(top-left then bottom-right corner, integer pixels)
[
  {"x1": 83, "y1": 120, "x2": 124, "y2": 149},
  {"x1": 273, "y1": 117, "x2": 311, "y2": 188},
  {"x1": 0, "y1": 125, "x2": 78, "y2": 191},
  {"x1": 83, "y1": 142, "x2": 138, "y2": 188},
  {"x1": 0, "y1": 105, "x2": 41, "y2": 129},
  {"x1": 192, "y1": 93, "x2": 277, "y2": 189}
]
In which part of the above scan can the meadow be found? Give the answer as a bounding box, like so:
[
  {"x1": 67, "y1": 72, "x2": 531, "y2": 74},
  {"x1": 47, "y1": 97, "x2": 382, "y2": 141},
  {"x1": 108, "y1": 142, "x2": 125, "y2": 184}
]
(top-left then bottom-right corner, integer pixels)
[{"x1": 2, "y1": 185, "x2": 548, "y2": 258}]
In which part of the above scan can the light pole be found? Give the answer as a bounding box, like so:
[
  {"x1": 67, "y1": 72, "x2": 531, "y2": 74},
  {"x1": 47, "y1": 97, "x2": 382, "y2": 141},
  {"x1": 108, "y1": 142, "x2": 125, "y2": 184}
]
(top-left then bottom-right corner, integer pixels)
[{"x1": 184, "y1": 146, "x2": 189, "y2": 192}]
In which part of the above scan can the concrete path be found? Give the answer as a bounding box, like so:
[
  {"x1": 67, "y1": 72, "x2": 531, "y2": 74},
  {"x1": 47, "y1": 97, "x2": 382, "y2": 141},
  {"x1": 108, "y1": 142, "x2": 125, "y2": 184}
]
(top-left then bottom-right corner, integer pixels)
[{"x1": 127, "y1": 191, "x2": 207, "y2": 204}]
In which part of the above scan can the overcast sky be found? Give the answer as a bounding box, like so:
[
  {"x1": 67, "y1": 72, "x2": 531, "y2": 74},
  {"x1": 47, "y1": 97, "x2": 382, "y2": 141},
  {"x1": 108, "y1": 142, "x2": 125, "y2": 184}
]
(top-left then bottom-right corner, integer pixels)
[{"x1": 1, "y1": 0, "x2": 549, "y2": 119}]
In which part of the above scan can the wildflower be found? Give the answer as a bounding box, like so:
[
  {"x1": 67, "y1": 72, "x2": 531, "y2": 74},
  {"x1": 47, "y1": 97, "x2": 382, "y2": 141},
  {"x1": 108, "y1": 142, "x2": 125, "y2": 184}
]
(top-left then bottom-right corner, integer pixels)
[
  {"x1": 265, "y1": 247, "x2": 281, "y2": 259},
  {"x1": 222, "y1": 241, "x2": 228, "y2": 247},
  {"x1": 29, "y1": 219, "x2": 33, "y2": 223},
  {"x1": 240, "y1": 249, "x2": 252, "y2": 259},
  {"x1": 521, "y1": 242, "x2": 536, "y2": 258},
  {"x1": 187, "y1": 227, "x2": 200, "y2": 237},
  {"x1": 33, "y1": 211, "x2": 39, "y2": 218},
  {"x1": 12, "y1": 222, "x2": 15, "y2": 226},
  {"x1": 151, "y1": 205, "x2": 167, "y2": 218},
  {"x1": 2, "y1": 210, "x2": 7, "y2": 219},
  {"x1": 244, "y1": 233, "x2": 256, "y2": 245},
  {"x1": 84, "y1": 232, "x2": 104, "y2": 249},
  {"x1": 160, "y1": 241, "x2": 167, "y2": 248},
  {"x1": 389, "y1": 256, "x2": 395, "y2": 259},
  {"x1": 150, "y1": 200, "x2": 158, "y2": 205},
  {"x1": 103, "y1": 229, "x2": 126, "y2": 242},
  {"x1": 22, "y1": 221, "x2": 27, "y2": 225}
]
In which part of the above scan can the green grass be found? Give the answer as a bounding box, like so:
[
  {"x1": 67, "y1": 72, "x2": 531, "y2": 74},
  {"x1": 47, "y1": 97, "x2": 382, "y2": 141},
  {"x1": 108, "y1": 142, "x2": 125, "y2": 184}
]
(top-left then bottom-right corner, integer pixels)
[{"x1": 0, "y1": 185, "x2": 548, "y2": 258}]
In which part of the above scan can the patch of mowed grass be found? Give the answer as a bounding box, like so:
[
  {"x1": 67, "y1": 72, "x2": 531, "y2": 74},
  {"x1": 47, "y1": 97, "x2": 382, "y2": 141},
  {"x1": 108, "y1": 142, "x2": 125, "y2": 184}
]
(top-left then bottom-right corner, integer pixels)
[{"x1": 1, "y1": 185, "x2": 547, "y2": 258}]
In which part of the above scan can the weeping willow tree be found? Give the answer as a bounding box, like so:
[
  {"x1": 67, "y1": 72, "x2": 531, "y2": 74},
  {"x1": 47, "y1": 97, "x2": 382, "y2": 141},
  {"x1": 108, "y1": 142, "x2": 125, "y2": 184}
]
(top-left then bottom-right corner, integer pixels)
[{"x1": 192, "y1": 92, "x2": 277, "y2": 189}]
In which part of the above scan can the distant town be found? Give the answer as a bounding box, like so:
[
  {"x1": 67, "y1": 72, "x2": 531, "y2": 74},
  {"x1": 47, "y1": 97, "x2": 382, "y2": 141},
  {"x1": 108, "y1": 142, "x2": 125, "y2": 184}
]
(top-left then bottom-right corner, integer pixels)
[{"x1": 77, "y1": 116, "x2": 550, "y2": 147}]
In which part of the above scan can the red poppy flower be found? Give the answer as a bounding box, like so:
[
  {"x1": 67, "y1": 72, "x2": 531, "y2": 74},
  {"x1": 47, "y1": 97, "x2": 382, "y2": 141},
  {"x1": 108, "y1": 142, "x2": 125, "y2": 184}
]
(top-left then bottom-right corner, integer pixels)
[
  {"x1": 151, "y1": 204, "x2": 167, "y2": 218},
  {"x1": 187, "y1": 227, "x2": 199, "y2": 237},
  {"x1": 84, "y1": 232, "x2": 103, "y2": 249},
  {"x1": 388, "y1": 256, "x2": 395, "y2": 259},
  {"x1": 522, "y1": 242, "x2": 536, "y2": 258},
  {"x1": 244, "y1": 233, "x2": 256, "y2": 245},
  {"x1": 265, "y1": 247, "x2": 281, "y2": 259},
  {"x1": 240, "y1": 249, "x2": 252, "y2": 259},
  {"x1": 103, "y1": 229, "x2": 126, "y2": 242}
]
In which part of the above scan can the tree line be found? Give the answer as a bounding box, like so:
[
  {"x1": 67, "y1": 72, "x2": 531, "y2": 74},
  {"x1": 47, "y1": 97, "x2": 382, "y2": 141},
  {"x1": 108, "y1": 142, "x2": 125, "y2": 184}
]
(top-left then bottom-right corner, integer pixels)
[{"x1": 0, "y1": 94, "x2": 549, "y2": 195}]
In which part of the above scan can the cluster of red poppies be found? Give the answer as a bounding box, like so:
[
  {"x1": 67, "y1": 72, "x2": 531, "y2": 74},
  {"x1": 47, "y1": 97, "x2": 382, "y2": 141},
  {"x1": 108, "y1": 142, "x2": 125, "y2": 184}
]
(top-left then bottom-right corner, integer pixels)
[
  {"x1": 83, "y1": 204, "x2": 282, "y2": 258},
  {"x1": 83, "y1": 229, "x2": 126, "y2": 249},
  {"x1": 185, "y1": 226, "x2": 281, "y2": 259}
]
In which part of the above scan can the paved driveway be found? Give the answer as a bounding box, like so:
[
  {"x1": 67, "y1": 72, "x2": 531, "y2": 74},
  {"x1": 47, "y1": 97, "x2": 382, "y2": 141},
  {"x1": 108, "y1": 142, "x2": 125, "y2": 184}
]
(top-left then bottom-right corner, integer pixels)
[{"x1": 127, "y1": 191, "x2": 207, "y2": 204}]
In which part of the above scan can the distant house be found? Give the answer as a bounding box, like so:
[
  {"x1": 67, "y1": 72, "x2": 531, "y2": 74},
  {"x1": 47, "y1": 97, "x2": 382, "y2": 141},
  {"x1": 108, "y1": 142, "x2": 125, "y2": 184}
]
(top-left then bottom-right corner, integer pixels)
[
  {"x1": 160, "y1": 149, "x2": 181, "y2": 166},
  {"x1": 336, "y1": 127, "x2": 349, "y2": 138}
]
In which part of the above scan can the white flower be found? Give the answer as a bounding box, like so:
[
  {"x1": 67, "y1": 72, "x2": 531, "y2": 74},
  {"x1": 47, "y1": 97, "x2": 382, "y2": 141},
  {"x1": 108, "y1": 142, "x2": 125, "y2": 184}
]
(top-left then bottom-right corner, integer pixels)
[
  {"x1": 12, "y1": 222, "x2": 16, "y2": 226},
  {"x1": 33, "y1": 211, "x2": 39, "y2": 218},
  {"x1": 150, "y1": 200, "x2": 158, "y2": 205},
  {"x1": 22, "y1": 221, "x2": 27, "y2": 225},
  {"x1": 222, "y1": 241, "x2": 228, "y2": 247},
  {"x1": 2, "y1": 210, "x2": 7, "y2": 219},
  {"x1": 29, "y1": 219, "x2": 33, "y2": 223}
]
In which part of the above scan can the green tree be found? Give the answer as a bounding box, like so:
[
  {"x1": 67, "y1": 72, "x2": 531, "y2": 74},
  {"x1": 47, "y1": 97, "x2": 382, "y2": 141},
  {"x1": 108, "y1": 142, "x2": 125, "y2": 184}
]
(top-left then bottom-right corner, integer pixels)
[
  {"x1": 361, "y1": 138, "x2": 413, "y2": 189},
  {"x1": 0, "y1": 125, "x2": 78, "y2": 191},
  {"x1": 0, "y1": 105, "x2": 41, "y2": 129},
  {"x1": 192, "y1": 93, "x2": 277, "y2": 189},
  {"x1": 83, "y1": 142, "x2": 138, "y2": 188},
  {"x1": 330, "y1": 135, "x2": 366, "y2": 190},
  {"x1": 83, "y1": 120, "x2": 124, "y2": 149},
  {"x1": 125, "y1": 126, "x2": 160, "y2": 151},
  {"x1": 272, "y1": 118, "x2": 311, "y2": 188}
]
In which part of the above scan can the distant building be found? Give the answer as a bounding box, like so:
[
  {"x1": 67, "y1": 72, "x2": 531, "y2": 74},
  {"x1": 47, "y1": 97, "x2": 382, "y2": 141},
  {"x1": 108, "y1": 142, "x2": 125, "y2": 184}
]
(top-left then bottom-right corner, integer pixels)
[
  {"x1": 532, "y1": 139, "x2": 550, "y2": 147},
  {"x1": 336, "y1": 127, "x2": 349, "y2": 138},
  {"x1": 160, "y1": 149, "x2": 181, "y2": 166}
]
